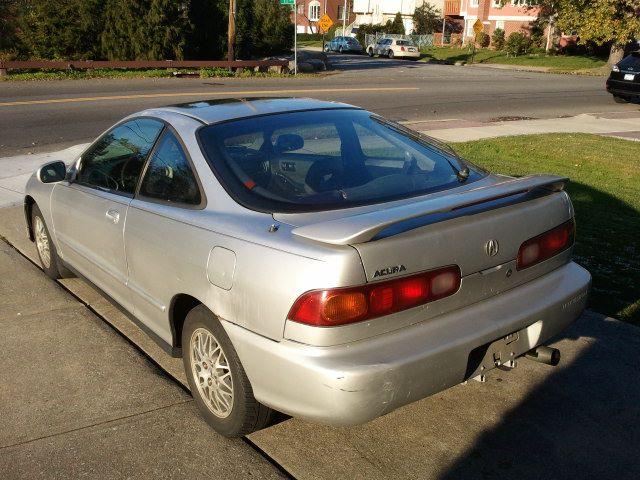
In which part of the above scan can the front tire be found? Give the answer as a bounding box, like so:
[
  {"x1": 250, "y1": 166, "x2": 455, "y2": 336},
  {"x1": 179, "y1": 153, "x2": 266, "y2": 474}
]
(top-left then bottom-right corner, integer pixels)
[
  {"x1": 388, "y1": 50, "x2": 395, "y2": 59},
  {"x1": 32, "y1": 204, "x2": 72, "y2": 279},
  {"x1": 613, "y1": 95, "x2": 630, "y2": 103},
  {"x1": 339, "y1": 45, "x2": 344, "y2": 54},
  {"x1": 182, "y1": 305, "x2": 273, "y2": 437},
  {"x1": 368, "y1": 48, "x2": 374, "y2": 57}
]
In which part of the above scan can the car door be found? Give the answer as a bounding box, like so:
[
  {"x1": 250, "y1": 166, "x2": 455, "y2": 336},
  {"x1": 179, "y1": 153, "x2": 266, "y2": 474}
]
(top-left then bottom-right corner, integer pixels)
[
  {"x1": 50, "y1": 118, "x2": 164, "y2": 310},
  {"x1": 124, "y1": 128, "x2": 208, "y2": 343}
]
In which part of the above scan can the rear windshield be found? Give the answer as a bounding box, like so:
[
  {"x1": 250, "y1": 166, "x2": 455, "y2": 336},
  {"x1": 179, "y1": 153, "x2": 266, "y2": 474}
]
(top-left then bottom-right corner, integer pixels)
[
  {"x1": 618, "y1": 52, "x2": 640, "y2": 69},
  {"x1": 198, "y1": 109, "x2": 484, "y2": 213},
  {"x1": 396, "y1": 40, "x2": 416, "y2": 46}
]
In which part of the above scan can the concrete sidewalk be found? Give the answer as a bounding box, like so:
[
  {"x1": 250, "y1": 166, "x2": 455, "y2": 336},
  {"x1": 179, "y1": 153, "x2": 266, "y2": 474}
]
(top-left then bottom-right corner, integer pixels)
[{"x1": 412, "y1": 111, "x2": 640, "y2": 142}]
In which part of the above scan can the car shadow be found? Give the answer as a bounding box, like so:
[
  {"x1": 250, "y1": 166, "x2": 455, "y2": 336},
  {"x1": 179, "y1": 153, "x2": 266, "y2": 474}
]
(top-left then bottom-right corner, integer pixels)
[
  {"x1": 438, "y1": 311, "x2": 640, "y2": 480},
  {"x1": 562, "y1": 181, "x2": 639, "y2": 324},
  {"x1": 327, "y1": 53, "x2": 433, "y2": 71}
]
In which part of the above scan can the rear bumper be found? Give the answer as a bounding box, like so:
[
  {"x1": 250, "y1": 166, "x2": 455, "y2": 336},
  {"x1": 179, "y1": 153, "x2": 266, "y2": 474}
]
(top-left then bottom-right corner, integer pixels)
[
  {"x1": 606, "y1": 78, "x2": 640, "y2": 97},
  {"x1": 225, "y1": 262, "x2": 591, "y2": 426}
]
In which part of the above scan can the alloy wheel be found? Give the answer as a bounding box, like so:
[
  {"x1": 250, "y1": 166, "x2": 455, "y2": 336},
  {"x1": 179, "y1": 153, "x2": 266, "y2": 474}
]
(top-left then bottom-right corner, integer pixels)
[
  {"x1": 190, "y1": 328, "x2": 234, "y2": 418},
  {"x1": 34, "y1": 216, "x2": 51, "y2": 269}
]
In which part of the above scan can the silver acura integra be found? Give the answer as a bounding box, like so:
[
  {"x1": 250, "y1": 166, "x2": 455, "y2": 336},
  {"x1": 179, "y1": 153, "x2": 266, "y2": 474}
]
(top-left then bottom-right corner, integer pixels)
[{"x1": 25, "y1": 98, "x2": 591, "y2": 437}]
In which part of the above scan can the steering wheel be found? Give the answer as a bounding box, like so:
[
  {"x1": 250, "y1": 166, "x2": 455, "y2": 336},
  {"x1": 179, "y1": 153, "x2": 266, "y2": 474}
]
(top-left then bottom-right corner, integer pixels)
[
  {"x1": 88, "y1": 169, "x2": 119, "y2": 191},
  {"x1": 305, "y1": 160, "x2": 343, "y2": 193}
]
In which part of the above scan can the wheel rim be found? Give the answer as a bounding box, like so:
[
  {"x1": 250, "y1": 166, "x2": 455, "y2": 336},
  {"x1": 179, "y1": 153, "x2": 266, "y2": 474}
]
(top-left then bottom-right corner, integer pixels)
[
  {"x1": 34, "y1": 216, "x2": 51, "y2": 269},
  {"x1": 190, "y1": 328, "x2": 234, "y2": 418}
]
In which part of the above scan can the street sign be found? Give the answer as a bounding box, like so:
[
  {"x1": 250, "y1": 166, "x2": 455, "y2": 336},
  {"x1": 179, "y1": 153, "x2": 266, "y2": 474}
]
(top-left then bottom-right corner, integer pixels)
[
  {"x1": 318, "y1": 14, "x2": 334, "y2": 33},
  {"x1": 280, "y1": 0, "x2": 295, "y2": 4},
  {"x1": 473, "y1": 19, "x2": 484, "y2": 35}
]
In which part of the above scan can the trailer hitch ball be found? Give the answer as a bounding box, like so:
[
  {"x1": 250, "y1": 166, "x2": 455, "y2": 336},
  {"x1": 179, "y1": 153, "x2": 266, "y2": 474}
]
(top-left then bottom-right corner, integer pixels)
[{"x1": 525, "y1": 346, "x2": 561, "y2": 366}]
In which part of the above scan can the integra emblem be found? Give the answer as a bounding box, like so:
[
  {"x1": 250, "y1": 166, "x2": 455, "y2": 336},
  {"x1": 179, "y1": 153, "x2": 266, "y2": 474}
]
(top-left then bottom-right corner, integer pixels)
[{"x1": 373, "y1": 264, "x2": 407, "y2": 278}]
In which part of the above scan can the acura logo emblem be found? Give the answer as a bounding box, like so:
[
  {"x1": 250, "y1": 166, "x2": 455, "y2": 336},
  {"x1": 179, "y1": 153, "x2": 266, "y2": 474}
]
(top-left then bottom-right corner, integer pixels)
[{"x1": 485, "y1": 239, "x2": 499, "y2": 257}]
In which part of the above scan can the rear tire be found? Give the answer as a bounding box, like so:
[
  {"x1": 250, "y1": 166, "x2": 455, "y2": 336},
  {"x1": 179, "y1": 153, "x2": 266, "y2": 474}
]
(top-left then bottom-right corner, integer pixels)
[
  {"x1": 31, "y1": 204, "x2": 73, "y2": 279},
  {"x1": 388, "y1": 50, "x2": 394, "y2": 59},
  {"x1": 613, "y1": 95, "x2": 630, "y2": 103},
  {"x1": 182, "y1": 305, "x2": 274, "y2": 437},
  {"x1": 339, "y1": 45, "x2": 344, "y2": 53}
]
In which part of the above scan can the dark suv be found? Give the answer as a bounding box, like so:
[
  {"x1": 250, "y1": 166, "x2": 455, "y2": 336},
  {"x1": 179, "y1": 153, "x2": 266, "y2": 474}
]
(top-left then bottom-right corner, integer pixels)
[{"x1": 606, "y1": 52, "x2": 640, "y2": 103}]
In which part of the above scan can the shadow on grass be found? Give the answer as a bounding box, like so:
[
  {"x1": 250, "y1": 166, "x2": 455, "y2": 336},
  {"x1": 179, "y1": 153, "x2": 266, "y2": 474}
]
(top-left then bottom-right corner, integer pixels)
[
  {"x1": 439, "y1": 312, "x2": 640, "y2": 480},
  {"x1": 567, "y1": 182, "x2": 639, "y2": 324}
]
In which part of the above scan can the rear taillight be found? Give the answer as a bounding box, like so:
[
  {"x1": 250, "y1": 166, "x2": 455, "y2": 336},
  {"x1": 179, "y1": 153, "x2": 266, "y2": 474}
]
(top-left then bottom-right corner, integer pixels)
[
  {"x1": 517, "y1": 219, "x2": 575, "y2": 270},
  {"x1": 400, "y1": 46, "x2": 406, "y2": 51},
  {"x1": 288, "y1": 266, "x2": 461, "y2": 327}
]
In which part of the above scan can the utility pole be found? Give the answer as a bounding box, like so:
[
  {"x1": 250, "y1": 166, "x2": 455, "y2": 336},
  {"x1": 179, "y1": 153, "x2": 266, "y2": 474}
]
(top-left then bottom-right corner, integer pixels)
[
  {"x1": 343, "y1": 0, "x2": 348, "y2": 36},
  {"x1": 227, "y1": 0, "x2": 236, "y2": 62}
]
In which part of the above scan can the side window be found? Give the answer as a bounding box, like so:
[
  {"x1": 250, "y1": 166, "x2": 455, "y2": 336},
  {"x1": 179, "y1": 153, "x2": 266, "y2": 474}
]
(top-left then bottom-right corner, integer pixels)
[
  {"x1": 77, "y1": 118, "x2": 164, "y2": 195},
  {"x1": 138, "y1": 131, "x2": 202, "y2": 206}
]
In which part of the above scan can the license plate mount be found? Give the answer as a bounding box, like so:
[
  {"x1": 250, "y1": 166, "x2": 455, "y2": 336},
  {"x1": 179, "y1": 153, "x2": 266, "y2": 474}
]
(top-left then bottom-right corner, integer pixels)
[{"x1": 624, "y1": 73, "x2": 635, "y2": 81}]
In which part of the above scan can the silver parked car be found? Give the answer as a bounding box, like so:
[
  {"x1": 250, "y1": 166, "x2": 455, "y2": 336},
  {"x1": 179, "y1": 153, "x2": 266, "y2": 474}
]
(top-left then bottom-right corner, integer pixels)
[{"x1": 25, "y1": 98, "x2": 591, "y2": 437}]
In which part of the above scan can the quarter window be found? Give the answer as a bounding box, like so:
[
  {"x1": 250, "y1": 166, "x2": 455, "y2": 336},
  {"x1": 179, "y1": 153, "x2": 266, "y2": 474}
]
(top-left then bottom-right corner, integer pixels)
[
  {"x1": 138, "y1": 131, "x2": 201, "y2": 206},
  {"x1": 76, "y1": 118, "x2": 164, "y2": 195}
]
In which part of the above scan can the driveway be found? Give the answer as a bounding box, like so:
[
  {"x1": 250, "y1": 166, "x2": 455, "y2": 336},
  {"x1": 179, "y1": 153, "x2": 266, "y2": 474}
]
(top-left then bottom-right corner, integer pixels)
[{"x1": 0, "y1": 236, "x2": 286, "y2": 479}]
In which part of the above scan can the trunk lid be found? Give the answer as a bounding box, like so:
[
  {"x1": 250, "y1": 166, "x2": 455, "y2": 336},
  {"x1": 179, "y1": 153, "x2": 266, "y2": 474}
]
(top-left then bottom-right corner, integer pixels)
[{"x1": 276, "y1": 174, "x2": 573, "y2": 281}]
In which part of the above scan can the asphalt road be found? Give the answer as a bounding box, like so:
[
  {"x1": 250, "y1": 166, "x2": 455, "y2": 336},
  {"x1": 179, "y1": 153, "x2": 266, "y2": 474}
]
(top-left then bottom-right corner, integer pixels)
[{"x1": 0, "y1": 53, "x2": 636, "y2": 156}]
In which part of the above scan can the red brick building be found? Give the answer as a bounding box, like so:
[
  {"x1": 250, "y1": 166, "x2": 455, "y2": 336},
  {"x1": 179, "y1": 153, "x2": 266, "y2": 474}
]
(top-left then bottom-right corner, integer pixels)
[
  {"x1": 291, "y1": 0, "x2": 356, "y2": 34},
  {"x1": 444, "y1": 0, "x2": 544, "y2": 42}
]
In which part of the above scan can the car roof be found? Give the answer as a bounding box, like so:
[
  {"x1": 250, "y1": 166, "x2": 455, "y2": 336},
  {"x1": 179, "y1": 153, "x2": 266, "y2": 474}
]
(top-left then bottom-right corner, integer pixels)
[{"x1": 150, "y1": 97, "x2": 358, "y2": 125}]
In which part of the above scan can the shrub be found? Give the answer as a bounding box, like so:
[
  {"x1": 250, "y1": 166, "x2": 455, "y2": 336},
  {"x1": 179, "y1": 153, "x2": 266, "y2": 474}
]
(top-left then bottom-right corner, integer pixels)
[
  {"x1": 505, "y1": 31, "x2": 531, "y2": 56},
  {"x1": 476, "y1": 31, "x2": 490, "y2": 48},
  {"x1": 492, "y1": 28, "x2": 505, "y2": 50}
]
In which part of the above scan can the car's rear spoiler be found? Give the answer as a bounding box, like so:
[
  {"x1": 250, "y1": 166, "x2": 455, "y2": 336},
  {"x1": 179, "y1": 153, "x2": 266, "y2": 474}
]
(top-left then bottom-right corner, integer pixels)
[{"x1": 291, "y1": 175, "x2": 568, "y2": 245}]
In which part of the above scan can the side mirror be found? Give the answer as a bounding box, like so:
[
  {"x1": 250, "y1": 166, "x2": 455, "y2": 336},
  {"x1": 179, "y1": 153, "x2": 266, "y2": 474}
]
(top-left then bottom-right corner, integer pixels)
[{"x1": 37, "y1": 161, "x2": 67, "y2": 184}]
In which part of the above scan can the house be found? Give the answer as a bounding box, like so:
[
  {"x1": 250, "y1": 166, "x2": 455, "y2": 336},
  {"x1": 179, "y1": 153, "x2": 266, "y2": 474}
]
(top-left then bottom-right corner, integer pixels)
[
  {"x1": 444, "y1": 0, "x2": 542, "y2": 41},
  {"x1": 291, "y1": 0, "x2": 356, "y2": 34},
  {"x1": 352, "y1": 0, "x2": 446, "y2": 34}
]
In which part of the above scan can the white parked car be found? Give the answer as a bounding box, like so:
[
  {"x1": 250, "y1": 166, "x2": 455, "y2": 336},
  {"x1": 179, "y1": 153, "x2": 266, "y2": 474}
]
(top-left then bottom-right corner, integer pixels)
[{"x1": 367, "y1": 38, "x2": 421, "y2": 59}]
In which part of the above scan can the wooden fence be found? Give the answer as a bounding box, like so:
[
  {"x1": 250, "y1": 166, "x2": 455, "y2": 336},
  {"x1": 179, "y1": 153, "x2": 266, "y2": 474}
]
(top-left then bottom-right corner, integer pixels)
[{"x1": 0, "y1": 59, "x2": 290, "y2": 76}]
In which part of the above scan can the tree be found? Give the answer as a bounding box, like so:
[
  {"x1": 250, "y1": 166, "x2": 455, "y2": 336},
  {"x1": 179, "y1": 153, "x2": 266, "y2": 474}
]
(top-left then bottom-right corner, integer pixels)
[
  {"x1": 101, "y1": 0, "x2": 188, "y2": 60},
  {"x1": 0, "y1": 0, "x2": 23, "y2": 55},
  {"x1": 388, "y1": 12, "x2": 405, "y2": 35},
  {"x1": 248, "y1": 0, "x2": 294, "y2": 57},
  {"x1": 534, "y1": 0, "x2": 640, "y2": 65},
  {"x1": 185, "y1": 0, "x2": 227, "y2": 60},
  {"x1": 19, "y1": 0, "x2": 105, "y2": 59},
  {"x1": 413, "y1": 3, "x2": 440, "y2": 35}
]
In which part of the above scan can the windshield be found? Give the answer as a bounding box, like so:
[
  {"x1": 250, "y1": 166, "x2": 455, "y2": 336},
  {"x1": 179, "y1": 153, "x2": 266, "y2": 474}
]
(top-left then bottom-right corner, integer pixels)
[
  {"x1": 618, "y1": 52, "x2": 640, "y2": 69},
  {"x1": 198, "y1": 109, "x2": 484, "y2": 213}
]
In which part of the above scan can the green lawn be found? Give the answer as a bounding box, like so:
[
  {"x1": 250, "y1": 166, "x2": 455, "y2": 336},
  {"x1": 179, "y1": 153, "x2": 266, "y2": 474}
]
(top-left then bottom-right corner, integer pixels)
[
  {"x1": 453, "y1": 133, "x2": 640, "y2": 325},
  {"x1": 298, "y1": 40, "x2": 324, "y2": 48},
  {"x1": 420, "y1": 46, "x2": 607, "y2": 71}
]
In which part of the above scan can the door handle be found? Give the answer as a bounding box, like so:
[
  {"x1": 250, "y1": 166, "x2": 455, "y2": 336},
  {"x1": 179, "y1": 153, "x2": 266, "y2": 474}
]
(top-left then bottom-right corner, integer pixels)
[{"x1": 105, "y1": 209, "x2": 120, "y2": 224}]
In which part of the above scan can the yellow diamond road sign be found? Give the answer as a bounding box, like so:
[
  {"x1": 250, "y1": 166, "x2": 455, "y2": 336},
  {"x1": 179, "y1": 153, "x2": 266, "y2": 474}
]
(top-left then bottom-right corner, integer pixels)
[
  {"x1": 473, "y1": 19, "x2": 484, "y2": 35},
  {"x1": 318, "y1": 14, "x2": 334, "y2": 33}
]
